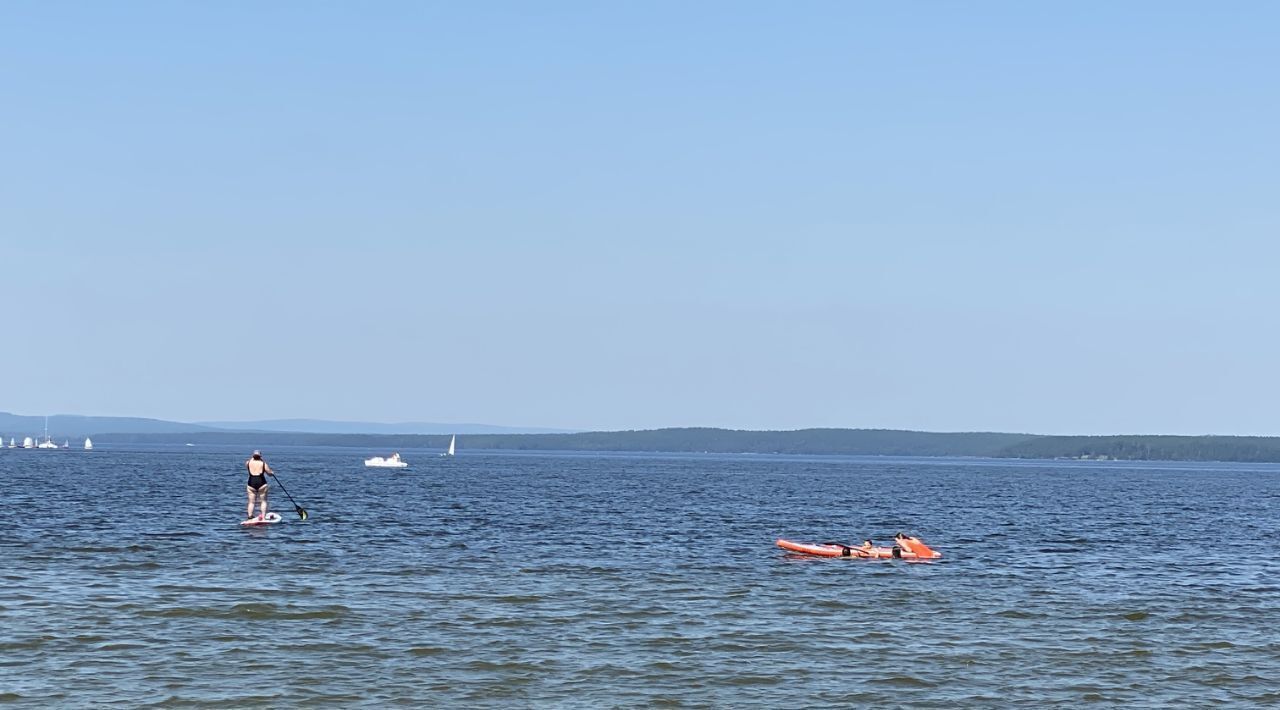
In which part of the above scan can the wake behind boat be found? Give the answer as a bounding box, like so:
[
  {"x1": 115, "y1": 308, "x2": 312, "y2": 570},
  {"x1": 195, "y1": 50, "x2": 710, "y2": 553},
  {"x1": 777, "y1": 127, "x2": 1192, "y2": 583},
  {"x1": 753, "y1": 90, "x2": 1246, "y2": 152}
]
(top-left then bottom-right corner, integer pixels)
[{"x1": 365, "y1": 452, "x2": 408, "y2": 468}]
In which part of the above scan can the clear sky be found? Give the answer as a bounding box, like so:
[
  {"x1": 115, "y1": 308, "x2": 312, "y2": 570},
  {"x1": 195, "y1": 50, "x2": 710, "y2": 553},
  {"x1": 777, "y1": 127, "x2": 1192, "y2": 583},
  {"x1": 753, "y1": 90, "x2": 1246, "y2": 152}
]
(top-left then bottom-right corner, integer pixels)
[{"x1": 2, "y1": 2, "x2": 1277, "y2": 434}]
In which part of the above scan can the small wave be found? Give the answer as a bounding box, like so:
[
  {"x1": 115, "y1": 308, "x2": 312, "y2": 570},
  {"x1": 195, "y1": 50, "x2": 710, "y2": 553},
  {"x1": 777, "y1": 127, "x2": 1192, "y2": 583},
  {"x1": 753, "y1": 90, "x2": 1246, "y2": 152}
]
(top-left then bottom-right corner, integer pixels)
[
  {"x1": 139, "y1": 603, "x2": 351, "y2": 621},
  {"x1": 463, "y1": 659, "x2": 545, "y2": 673},
  {"x1": 140, "y1": 531, "x2": 204, "y2": 539},
  {"x1": 95, "y1": 561, "x2": 164, "y2": 572},
  {"x1": 232, "y1": 603, "x2": 350, "y2": 620},
  {"x1": 719, "y1": 675, "x2": 783, "y2": 686},
  {"x1": 144, "y1": 693, "x2": 284, "y2": 708},
  {"x1": 0, "y1": 636, "x2": 54, "y2": 651},
  {"x1": 490, "y1": 594, "x2": 543, "y2": 604},
  {"x1": 408, "y1": 646, "x2": 447, "y2": 656},
  {"x1": 870, "y1": 675, "x2": 937, "y2": 688},
  {"x1": 94, "y1": 642, "x2": 147, "y2": 652}
]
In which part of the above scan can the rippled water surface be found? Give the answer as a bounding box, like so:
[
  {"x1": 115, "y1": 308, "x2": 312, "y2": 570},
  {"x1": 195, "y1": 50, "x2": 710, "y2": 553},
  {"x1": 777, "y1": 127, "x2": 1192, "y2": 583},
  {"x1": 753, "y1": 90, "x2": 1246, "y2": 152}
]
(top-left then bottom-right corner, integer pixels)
[{"x1": 2, "y1": 446, "x2": 1279, "y2": 707}]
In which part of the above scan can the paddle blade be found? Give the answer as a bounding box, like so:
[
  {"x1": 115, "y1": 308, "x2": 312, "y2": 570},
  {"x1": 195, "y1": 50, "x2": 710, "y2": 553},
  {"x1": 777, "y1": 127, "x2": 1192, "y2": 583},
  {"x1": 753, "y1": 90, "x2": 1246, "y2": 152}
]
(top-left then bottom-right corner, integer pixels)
[{"x1": 296, "y1": 507, "x2": 308, "y2": 521}]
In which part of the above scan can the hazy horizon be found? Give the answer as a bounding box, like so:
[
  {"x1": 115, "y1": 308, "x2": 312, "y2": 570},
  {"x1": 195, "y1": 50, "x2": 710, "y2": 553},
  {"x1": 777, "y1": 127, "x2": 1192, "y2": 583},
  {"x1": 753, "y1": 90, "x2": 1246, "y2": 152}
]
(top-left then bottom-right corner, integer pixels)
[
  {"x1": 6, "y1": 408, "x2": 1280, "y2": 439},
  {"x1": 3, "y1": 3, "x2": 1277, "y2": 436}
]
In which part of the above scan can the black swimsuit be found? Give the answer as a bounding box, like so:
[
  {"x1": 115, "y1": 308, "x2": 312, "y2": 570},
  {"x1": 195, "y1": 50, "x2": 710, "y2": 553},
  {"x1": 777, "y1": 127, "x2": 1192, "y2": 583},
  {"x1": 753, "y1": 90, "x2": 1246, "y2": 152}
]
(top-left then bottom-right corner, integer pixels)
[{"x1": 247, "y1": 462, "x2": 268, "y2": 491}]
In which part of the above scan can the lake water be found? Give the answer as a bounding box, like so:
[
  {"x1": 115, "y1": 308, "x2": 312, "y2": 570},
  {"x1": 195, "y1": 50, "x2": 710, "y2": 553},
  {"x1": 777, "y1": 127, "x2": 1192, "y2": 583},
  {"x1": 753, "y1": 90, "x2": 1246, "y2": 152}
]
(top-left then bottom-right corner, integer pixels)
[{"x1": 2, "y1": 447, "x2": 1278, "y2": 707}]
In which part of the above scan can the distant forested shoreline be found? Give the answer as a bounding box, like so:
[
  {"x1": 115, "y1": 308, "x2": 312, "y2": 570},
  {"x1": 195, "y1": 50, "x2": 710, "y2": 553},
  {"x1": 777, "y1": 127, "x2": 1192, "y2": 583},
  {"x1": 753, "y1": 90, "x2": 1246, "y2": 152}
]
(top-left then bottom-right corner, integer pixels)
[{"x1": 86, "y1": 428, "x2": 1280, "y2": 463}]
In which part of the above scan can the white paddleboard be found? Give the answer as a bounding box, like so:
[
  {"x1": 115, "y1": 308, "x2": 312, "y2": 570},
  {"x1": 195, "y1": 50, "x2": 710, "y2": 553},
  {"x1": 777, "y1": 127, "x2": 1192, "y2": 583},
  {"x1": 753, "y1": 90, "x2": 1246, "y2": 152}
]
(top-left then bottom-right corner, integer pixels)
[{"x1": 240, "y1": 512, "x2": 283, "y2": 526}]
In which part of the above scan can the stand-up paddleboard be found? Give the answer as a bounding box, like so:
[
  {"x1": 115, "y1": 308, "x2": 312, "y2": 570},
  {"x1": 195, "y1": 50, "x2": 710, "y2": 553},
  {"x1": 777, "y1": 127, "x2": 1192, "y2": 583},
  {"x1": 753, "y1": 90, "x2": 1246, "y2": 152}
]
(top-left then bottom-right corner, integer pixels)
[
  {"x1": 776, "y1": 538, "x2": 941, "y2": 560},
  {"x1": 241, "y1": 512, "x2": 283, "y2": 526}
]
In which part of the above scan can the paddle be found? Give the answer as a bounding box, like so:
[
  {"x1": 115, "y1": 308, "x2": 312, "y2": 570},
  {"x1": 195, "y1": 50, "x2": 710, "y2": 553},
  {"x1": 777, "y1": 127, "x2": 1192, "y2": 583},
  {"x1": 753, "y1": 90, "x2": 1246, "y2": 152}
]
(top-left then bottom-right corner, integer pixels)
[{"x1": 269, "y1": 471, "x2": 309, "y2": 520}]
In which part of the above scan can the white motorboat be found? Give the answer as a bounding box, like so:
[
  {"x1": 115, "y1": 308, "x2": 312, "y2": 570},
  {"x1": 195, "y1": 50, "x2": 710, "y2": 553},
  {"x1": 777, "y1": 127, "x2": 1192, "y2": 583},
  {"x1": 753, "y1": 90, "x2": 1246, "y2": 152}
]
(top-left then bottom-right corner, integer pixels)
[{"x1": 365, "y1": 452, "x2": 408, "y2": 468}]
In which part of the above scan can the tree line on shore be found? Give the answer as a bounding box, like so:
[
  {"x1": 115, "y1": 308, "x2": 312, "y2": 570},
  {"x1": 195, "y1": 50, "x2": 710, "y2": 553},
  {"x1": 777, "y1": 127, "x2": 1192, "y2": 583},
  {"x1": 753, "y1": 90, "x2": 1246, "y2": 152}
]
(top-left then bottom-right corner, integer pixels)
[{"x1": 88, "y1": 428, "x2": 1280, "y2": 463}]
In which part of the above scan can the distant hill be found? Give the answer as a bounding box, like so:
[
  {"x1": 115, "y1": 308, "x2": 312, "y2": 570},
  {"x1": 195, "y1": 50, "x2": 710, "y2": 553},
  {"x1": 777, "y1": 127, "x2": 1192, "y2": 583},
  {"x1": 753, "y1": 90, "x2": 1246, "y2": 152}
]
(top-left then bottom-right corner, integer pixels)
[
  {"x1": 14, "y1": 412, "x2": 1280, "y2": 463},
  {"x1": 194, "y1": 418, "x2": 574, "y2": 435},
  {"x1": 456, "y1": 427, "x2": 1039, "y2": 456},
  {"x1": 0, "y1": 412, "x2": 218, "y2": 438},
  {"x1": 96, "y1": 427, "x2": 1041, "y2": 457},
  {"x1": 0, "y1": 412, "x2": 572, "y2": 438}
]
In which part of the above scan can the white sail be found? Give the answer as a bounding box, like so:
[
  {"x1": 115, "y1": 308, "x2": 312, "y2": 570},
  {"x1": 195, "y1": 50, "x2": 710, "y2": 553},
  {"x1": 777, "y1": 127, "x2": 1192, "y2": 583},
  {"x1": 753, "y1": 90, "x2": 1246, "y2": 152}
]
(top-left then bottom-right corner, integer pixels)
[
  {"x1": 84, "y1": 438, "x2": 93, "y2": 450},
  {"x1": 442, "y1": 434, "x2": 456, "y2": 457},
  {"x1": 22, "y1": 437, "x2": 34, "y2": 449}
]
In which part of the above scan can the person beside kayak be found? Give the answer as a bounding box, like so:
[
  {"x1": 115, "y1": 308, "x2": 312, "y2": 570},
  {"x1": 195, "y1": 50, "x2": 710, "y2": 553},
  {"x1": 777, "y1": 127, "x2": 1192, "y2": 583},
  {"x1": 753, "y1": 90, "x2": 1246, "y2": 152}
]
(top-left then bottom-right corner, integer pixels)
[
  {"x1": 893, "y1": 532, "x2": 939, "y2": 559},
  {"x1": 245, "y1": 450, "x2": 273, "y2": 521}
]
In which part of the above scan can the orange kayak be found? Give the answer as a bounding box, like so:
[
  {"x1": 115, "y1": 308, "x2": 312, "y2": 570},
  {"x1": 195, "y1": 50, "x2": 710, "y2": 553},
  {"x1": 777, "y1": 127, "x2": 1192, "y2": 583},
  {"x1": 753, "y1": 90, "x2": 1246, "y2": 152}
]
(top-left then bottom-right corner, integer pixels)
[{"x1": 776, "y1": 538, "x2": 941, "y2": 560}]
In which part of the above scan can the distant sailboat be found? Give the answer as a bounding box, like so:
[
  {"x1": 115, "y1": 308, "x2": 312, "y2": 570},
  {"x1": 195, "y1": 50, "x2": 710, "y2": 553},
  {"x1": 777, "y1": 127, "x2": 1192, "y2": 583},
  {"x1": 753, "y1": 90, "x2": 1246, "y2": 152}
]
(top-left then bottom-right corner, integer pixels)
[
  {"x1": 84, "y1": 437, "x2": 93, "y2": 450},
  {"x1": 37, "y1": 416, "x2": 59, "y2": 449},
  {"x1": 441, "y1": 435, "x2": 456, "y2": 457},
  {"x1": 22, "y1": 437, "x2": 33, "y2": 449}
]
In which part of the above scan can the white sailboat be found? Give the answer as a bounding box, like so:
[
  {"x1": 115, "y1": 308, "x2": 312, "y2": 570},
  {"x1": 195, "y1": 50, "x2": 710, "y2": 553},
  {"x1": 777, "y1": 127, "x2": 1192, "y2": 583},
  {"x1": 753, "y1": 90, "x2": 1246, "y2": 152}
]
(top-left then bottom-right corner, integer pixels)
[
  {"x1": 37, "y1": 417, "x2": 59, "y2": 449},
  {"x1": 6, "y1": 437, "x2": 12, "y2": 449},
  {"x1": 22, "y1": 437, "x2": 33, "y2": 449},
  {"x1": 441, "y1": 435, "x2": 456, "y2": 457},
  {"x1": 84, "y1": 438, "x2": 93, "y2": 450}
]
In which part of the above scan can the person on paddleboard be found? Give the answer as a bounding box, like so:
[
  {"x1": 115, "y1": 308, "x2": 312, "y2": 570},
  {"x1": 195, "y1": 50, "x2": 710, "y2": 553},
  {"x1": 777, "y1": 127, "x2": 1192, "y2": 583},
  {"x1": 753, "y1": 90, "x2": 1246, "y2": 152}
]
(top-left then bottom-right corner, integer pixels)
[
  {"x1": 245, "y1": 450, "x2": 273, "y2": 521},
  {"x1": 893, "y1": 532, "x2": 938, "y2": 559}
]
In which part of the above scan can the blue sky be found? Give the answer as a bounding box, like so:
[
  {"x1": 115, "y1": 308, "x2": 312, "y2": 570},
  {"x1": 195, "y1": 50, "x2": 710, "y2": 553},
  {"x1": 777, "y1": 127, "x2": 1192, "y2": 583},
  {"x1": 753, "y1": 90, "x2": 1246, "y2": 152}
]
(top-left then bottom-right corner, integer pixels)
[{"x1": 1, "y1": 2, "x2": 1276, "y2": 434}]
